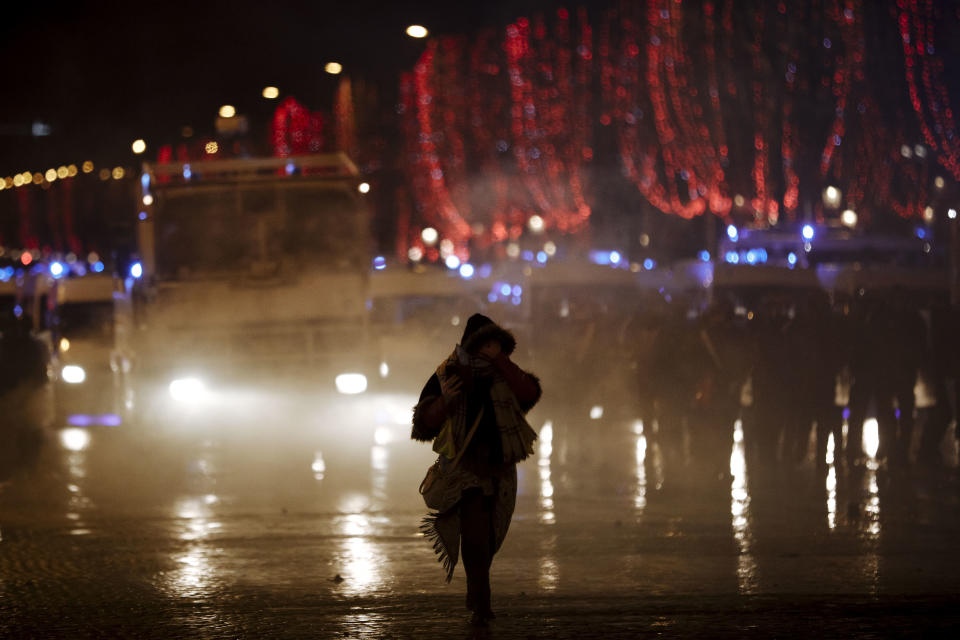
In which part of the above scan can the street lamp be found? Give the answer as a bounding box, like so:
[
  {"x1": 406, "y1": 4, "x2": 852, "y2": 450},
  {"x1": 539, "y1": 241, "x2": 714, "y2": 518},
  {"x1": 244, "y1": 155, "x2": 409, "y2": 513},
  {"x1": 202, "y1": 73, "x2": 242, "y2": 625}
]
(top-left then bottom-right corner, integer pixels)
[
  {"x1": 262, "y1": 86, "x2": 279, "y2": 99},
  {"x1": 219, "y1": 105, "x2": 236, "y2": 118},
  {"x1": 324, "y1": 62, "x2": 343, "y2": 75},
  {"x1": 841, "y1": 209, "x2": 858, "y2": 228},
  {"x1": 823, "y1": 185, "x2": 841, "y2": 208},
  {"x1": 131, "y1": 139, "x2": 146, "y2": 154},
  {"x1": 406, "y1": 25, "x2": 428, "y2": 38},
  {"x1": 421, "y1": 227, "x2": 438, "y2": 246}
]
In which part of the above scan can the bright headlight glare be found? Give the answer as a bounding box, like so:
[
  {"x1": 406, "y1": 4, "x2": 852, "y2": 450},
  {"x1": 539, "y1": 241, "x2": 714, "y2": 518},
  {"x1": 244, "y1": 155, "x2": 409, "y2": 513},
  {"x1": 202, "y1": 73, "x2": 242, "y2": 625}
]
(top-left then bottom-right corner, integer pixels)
[
  {"x1": 62, "y1": 365, "x2": 86, "y2": 384},
  {"x1": 169, "y1": 377, "x2": 208, "y2": 403},
  {"x1": 335, "y1": 373, "x2": 368, "y2": 395}
]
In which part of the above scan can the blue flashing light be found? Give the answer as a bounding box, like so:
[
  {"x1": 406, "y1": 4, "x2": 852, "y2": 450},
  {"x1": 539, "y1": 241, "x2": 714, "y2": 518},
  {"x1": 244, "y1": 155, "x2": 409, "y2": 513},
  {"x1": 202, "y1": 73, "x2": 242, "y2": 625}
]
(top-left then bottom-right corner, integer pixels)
[
  {"x1": 610, "y1": 250, "x2": 622, "y2": 265},
  {"x1": 699, "y1": 250, "x2": 710, "y2": 262},
  {"x1": 536, "y1": 251, "x2": 547, "y2": 264},
  {"x1": 73, "y1": 264, "x2": 87, "y2": 277},
  {"x1": 801, "y1": 224, "x2": 815, "y2": 241},
  {"x1": 643, "y1": 258, "x2": 655, "y2": 270},
  {"x1": 130, "y1": 262, "x2": 143, "y2": 279},
  {"x1": 140, "y1": 173, "x2": 151, "y2": 192},
  {"x1": 511, "y1": 296, "x2": 522, "y2": 306},
  {"x1": 522, "y1": 250, "x2": 534, "y2": 262},
  {"x1": 373, "y1": 256, "x2": 386, "y2": 270},
  {"x1": 500, "y1": 283, "x2": 512, "y2": 296},
  {"x1": 726, "y1": 225, "x2": 738, "y2": 241},
  {"x1": 589, "y1": 250, "x2": 612, "y2": 265},
  {"x1": 13, "y1": 304, "x2": 23, "y2": 318},
  {"x1": 0, "y1": 267, "x2": 12, "y2": 282},
  {"x1": 92, "y1": 261, "x2": 105, "y2": 273},
  {"x1": 787, "y1": 252, "x2": 798, "y2": 266},
  {"x1": 915, "y1": 227, "x2": 926, "y2": 239},
  {"x1": 50, "y1": 261, "x2": 65, "y2": 278},
  {"x1": 285, "y1": 162, "x2": 296, "y2": 175},
  {"x1": 512, "y1": 285, "x2": 522, "y2": 297},
  {"x1": 459, "y1": 263, "x2": 475, "y2": 279},
  {"x1": 487, "y1": 292, "x2": 498, "y2": 303},
  {"x1": 138, "y1": 211, "x2": 148, "y2": 221},
  {"x1": 724, "y1": 251, "x2": 739, "y2": 264},
  {"x1": 478, "y1": 263, "x2": 492, "y2": 278},
  {"x1": 842, "y1": 407, "x2": 851, "y2": 421},
  {"x1": 746, "y1": 250, "x2": 758, "y2": 265},
  {"x1": 182, "y1": 164, "x2": 192, "y2": 180}
]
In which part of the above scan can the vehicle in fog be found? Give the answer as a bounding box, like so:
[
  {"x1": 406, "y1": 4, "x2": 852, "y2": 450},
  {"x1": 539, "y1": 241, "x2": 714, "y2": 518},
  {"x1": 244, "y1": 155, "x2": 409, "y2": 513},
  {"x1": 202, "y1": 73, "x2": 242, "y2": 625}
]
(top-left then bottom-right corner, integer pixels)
[
  {"x1": 52, "y1": 272, "x2": 132, "y2": 428},
  {"x1": 129, "y1": 153, "x2": 373, "y2": 428}
]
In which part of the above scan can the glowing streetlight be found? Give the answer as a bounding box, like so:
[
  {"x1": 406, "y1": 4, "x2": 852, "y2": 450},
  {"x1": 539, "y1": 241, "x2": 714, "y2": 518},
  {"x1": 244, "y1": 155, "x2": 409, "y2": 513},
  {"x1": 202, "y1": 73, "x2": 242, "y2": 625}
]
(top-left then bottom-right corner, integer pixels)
[
  {"x1": 948, "y1": 208, "x2": 957, "y2": 220},
  {"x1": 218, "y1": 105, "x2": 236, "y2": 118},
  {"x1": 406, "y1": 24, "x2": 429, "y2": 38},
  {"x1": 358, "y1": 182, "x2": 370, "y2": 194},
  {"x1": 823, "y1": 185, "x2": 841, "y2": 208},
  {"x1": 421, "y1": 227, "x2": 438, "y2": 246},
  {"x1": 324, "y1": 62, "x2": 343, "y2": 75},
  {"x1": 924, "y1": 206, "x2": 935, "y2": 223},
  {"x1": 131, "y1": 139, "x2": 146, "y2": 154},
  {"x1": 841, "y1": 209, "x2": 858, "y2": 228},
  {"x1": 935, "y1": 175, "x2": 945, "y2": 190},
  {"x1": 45, "y1": 169, "x2": 57, "y2": 182},
  {"x1": 527, "y1": 214, "x2": 545, "y2": 233},
  {"x1": 205, "y1": 141, "x2": 219, "y2": 155},
  {"x1": 262, "y1": 86, "x2": 279, "y2": 99}
]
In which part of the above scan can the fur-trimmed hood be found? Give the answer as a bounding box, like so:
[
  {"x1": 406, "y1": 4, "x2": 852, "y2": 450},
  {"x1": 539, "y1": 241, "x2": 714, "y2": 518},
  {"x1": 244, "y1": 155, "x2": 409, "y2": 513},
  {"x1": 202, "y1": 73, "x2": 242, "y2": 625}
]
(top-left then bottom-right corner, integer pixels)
[{"x1": 460, "y1": 313, "x2": 516, "y2": 356}]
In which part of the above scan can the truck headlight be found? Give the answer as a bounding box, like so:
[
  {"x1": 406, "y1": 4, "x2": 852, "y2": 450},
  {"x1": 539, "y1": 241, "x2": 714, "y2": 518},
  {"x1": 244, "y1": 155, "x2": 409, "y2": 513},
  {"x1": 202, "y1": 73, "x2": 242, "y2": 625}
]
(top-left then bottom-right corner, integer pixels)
[
  {"x1": 335, "y1": 373, "x2": 367, "y2": 395},
  {"x1": 169, "y1": 377, "x2": 208, "y2": 404},
  {"x1": 62, "y1": 365, "x2": 86, "y2": 384}
]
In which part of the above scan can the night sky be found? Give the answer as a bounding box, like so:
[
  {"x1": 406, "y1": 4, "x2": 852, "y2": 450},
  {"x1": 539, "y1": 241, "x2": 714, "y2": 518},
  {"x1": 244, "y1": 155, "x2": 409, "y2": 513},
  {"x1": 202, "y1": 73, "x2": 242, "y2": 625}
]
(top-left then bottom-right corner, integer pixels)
[{"x1": 0, "y1": 0, "x2": 560, "y2": 175}]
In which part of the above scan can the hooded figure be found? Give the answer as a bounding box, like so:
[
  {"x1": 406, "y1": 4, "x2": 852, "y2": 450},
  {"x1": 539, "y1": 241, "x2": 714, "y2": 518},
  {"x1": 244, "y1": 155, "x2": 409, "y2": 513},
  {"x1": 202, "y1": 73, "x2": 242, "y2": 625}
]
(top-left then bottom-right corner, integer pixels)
[{"x1": 412, "y1": 313, "x2": 542, "y2": 626}]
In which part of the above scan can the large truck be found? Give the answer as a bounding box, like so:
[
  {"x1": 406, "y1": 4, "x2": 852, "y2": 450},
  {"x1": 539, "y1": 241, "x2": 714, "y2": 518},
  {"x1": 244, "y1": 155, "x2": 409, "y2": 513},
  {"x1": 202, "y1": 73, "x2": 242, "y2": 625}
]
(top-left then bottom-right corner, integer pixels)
[{"x1": 129, "y1": 153, "x2": 374, "y2": 430}]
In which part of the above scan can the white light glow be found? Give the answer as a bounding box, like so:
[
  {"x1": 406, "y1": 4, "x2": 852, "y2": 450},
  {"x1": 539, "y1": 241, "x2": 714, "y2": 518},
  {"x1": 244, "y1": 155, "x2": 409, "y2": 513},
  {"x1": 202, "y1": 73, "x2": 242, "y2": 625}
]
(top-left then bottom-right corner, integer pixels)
[
  {"x1": 589, "y1": 405, "x2": 604, "y2": 420},
  {"x1": 358, "y1": 182, "x2": 370, "y2": 194},
  {"x1": 262, "y1": 86, "x2": 279, "y2": 99},
  {"x1": 949, "y1": 208, "x2": 957, "y2": 220},
  {"x1": 142, "y1": 194, "x2": 154, "y2": 206},
  {"x1": 218, "y1": 105, "x2": 236, "y2": 118},
  {"x1": 445, "y1": 255, "x2": 461, "y2": 269},
  {"x1": 324, "y1": 62, "x2": 343, "y2": 75},
  {"x1": 421, "y1": 227, "x2": 438, "y2": 245},
  {"x1": 823, "y1": 185, "x2": 841, "y2": 207},
  {"x1": 335, "y1": 373, "x2": 368, "y2": 395},
  {"x1": 406, "y1": 24, "x2": 428, "y2": 38},
  {"x1": 374, "y1": 427, "x2": 393, "y2": 446},
  {"x1": 62, "y1": 365, "x2": 86, "y2": 384},
  {"x1": 379, "y1": 362, "x2": 389, "y2": 378},
  {"x1": 60, "y1": 428, "x2": 90, "y2": 452},
  {"x1": 924, "y1": 206, "x2": 935, "y2": 222},
  {"x1": 131, "y1": 139, "x2": 146, "y2": 154},
  {"x1": 841, "y1": 209, "x2": 857, "y2": 228},
  {"x1": 862, "y1": 418, "x2": 880, "y2": 459},
  {"x1": 528, "y1": 215, "x2": 545, "y2": 233},
  {"x1": 169, "y1": 377, "x2": 208, "y2": 404}
]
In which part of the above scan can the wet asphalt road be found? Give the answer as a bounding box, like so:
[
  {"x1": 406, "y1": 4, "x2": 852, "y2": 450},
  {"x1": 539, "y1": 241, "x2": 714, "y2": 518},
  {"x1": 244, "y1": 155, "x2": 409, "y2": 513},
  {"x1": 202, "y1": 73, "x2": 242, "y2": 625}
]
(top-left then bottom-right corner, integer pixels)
[{"x1": 2, "y1": 387, "x2": 960, "y2": 639}]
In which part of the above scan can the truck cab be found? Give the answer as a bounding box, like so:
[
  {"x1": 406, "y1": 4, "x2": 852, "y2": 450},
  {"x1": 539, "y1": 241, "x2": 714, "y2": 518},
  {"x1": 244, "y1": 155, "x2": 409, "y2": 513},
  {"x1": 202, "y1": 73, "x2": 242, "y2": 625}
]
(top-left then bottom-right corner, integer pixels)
[{"x1": 130, "y1": 153, "x2": 373, "y2": 430}]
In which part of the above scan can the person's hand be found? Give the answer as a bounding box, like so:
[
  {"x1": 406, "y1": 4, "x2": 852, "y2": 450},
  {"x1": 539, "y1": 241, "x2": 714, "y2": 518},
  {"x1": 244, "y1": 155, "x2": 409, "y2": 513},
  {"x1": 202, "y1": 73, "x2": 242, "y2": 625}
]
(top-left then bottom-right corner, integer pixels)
[{"x1": 440, "y1": 372, "x2": 464, "y2": 404}]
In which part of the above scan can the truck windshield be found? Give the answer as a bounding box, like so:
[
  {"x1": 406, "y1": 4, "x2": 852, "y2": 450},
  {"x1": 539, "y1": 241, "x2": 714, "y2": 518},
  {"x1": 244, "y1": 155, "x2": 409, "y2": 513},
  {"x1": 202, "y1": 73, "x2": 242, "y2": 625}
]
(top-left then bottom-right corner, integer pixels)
[
  {"x1": 154, "y1": 183, "x2": 361, "y2": 279},
  {"x1": 59, "y1": 302, "x2": 114, "y2": 342}
]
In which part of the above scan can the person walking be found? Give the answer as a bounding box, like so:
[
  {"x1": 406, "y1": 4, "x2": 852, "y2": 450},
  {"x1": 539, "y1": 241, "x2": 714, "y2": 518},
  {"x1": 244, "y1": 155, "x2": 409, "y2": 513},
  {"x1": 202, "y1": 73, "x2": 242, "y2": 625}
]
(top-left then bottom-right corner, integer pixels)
[{"x1": 412, "y1": 313, "x2": 542, "y2": 626}]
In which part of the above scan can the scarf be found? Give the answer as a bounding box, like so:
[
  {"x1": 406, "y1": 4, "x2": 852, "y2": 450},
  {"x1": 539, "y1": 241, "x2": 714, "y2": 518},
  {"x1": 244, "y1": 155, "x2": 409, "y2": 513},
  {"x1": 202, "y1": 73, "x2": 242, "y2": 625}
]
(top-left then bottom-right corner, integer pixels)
[{"x1": 433, "y1": 345, "x2": 537, "y2": 465}]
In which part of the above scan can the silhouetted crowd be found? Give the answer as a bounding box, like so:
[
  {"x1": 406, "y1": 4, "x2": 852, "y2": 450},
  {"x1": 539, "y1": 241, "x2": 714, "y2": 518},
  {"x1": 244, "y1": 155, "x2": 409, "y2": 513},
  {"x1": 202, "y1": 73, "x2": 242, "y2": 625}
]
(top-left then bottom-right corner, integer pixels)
[{"x1": 534, "y1": 287, "x2": 960, "y2": 482}]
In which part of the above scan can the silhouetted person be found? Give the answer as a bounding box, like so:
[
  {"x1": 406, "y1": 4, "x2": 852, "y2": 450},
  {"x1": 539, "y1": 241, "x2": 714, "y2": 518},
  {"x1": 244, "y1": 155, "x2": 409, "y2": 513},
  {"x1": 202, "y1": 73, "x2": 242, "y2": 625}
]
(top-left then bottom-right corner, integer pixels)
[{"x1": 412, "y1": 314, "x2": 541, "y2": 626}]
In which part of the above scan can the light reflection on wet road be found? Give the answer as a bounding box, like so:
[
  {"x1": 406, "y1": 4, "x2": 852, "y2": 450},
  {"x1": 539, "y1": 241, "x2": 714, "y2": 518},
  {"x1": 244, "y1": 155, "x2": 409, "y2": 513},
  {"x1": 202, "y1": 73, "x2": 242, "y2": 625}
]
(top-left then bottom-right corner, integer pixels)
[{"x1": 2, "y1": 391, "x2": 960, "y2": 637}]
